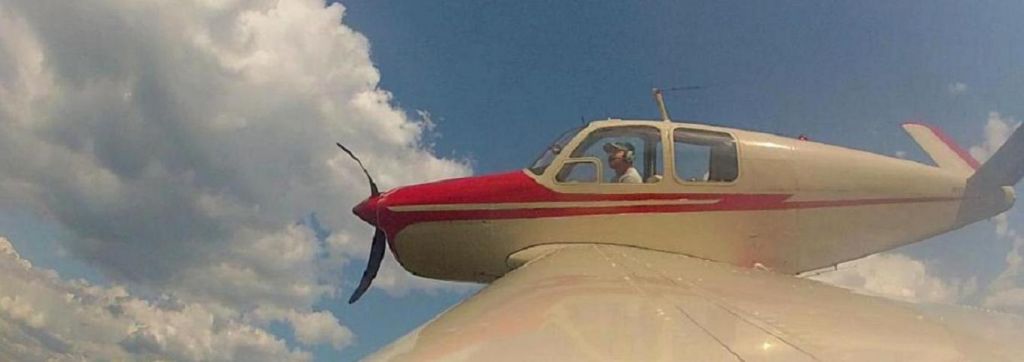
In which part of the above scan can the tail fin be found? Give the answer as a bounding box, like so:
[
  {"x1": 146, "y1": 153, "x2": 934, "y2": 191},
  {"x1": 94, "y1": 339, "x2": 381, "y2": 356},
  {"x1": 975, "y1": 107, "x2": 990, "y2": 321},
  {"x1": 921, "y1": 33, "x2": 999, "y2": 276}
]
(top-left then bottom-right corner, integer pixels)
[
  {"x1": 957, "y1": 123, "x2": 1024, "y2": 225},
  {"x1": 902, "y1": 122, "x2": 980, "y2": 176}
]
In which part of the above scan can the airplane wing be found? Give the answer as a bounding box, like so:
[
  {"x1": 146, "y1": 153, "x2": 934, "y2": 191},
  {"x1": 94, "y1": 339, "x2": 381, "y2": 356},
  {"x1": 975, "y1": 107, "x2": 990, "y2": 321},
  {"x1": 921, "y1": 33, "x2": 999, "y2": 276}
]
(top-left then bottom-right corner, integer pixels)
[{"x1": 368, "y1": 244, "x2": 1024, "y2": 361}]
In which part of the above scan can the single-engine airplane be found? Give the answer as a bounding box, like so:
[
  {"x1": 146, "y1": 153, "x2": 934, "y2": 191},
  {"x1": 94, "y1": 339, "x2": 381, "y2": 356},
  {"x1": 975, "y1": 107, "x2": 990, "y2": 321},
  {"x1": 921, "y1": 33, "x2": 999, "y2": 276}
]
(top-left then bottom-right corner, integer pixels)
[{"x1": 338, "y1": 92, "x2": 1024, "y2": 361}]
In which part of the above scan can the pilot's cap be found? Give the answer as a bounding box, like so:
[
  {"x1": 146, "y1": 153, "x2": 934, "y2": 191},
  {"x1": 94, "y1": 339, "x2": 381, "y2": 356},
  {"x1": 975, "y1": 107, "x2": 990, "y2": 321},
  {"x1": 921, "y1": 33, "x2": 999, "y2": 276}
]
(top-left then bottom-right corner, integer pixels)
[{"x1": 602, "y1": 141, "x2": 635, "y2": 154}]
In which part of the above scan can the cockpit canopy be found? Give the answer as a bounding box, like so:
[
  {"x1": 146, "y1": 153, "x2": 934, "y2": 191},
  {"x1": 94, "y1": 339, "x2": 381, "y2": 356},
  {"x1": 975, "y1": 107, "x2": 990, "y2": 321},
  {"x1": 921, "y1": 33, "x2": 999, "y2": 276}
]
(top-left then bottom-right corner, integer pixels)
[{"x1": 530, "y1": 121, "x2": 739, "y2": 185}]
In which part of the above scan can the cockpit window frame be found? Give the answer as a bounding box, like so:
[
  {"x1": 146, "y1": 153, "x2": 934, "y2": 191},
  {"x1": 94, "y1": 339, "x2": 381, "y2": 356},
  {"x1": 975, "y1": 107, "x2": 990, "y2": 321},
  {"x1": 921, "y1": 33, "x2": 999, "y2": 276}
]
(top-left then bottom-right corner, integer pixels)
[
  {"x1": 557, "y1": 125, "x2": 666, "y2": 186},
  {"x1": 528, "y1": 125, "x2": 585, "y2": 176},
  {"x1": 670, "y1": 127, "x2": 741, "y2": 186},
  {"x1": 554, "y1": 157, "x2": 603, "y2": 184}
]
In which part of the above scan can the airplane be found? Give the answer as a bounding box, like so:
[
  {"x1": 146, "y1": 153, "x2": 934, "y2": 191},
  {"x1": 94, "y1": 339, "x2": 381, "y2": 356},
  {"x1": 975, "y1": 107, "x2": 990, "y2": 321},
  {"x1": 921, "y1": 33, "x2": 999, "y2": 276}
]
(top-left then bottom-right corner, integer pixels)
[{"x1": 337, "y1": 91, "x2": 1024, "y2": 360}]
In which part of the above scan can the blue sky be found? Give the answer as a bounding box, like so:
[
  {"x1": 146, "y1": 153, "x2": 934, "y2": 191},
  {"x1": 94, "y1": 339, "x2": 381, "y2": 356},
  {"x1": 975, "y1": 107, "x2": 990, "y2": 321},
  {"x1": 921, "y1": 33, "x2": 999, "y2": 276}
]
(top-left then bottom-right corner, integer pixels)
[
  {"x1": 342, "y1": 1, "x2": 1024, "y2": 172},
  {"x1": 1, "y1": 1, "x2": 1023, "y2": 361}
]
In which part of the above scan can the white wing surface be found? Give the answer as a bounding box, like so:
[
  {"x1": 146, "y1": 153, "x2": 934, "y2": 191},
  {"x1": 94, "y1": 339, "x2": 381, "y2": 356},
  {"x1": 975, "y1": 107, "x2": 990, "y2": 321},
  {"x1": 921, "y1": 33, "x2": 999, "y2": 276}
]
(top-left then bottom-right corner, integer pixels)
[{"x1": 369, "y1": 245, "x2": 1024, "y2": 361}]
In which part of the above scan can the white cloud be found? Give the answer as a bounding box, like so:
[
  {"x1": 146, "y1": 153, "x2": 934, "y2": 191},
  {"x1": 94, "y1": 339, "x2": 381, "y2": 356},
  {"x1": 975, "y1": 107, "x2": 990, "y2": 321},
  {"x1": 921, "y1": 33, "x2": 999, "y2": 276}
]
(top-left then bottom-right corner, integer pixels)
[
  {"x1": 994, "y1": 213, "x2": 1012, "y2": 238},
  {"x1": 0, "y1": 236, "x2": 311, "y2": 361},
  {"x1": 250, "y1": 307, "x2": 353, "y2": 350},
  {"x1": 969, "y1": 112, "x2": 1020, "y2": 162},
  {"x1": 947, "y1": 82, "x2": 968, "y2": 95},
  {"x1": 985, "y1": 233, "x2": 1024, "y2": 313},
  {"x1": 0, "y1": 0, "x2": 473, "y2": 355},
  {"x1": 808, "y1": 253, "x2": 967, "y2": 304}
]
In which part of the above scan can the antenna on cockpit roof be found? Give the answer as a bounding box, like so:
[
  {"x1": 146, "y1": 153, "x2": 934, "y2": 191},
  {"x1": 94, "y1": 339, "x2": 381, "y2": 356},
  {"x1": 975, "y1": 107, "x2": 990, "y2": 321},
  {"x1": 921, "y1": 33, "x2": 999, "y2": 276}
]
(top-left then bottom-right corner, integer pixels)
[
  {"x1": 652, "y1": 88, "x2": 670, "y2": 122},
  {"x1": 653, "y1": 85, "x2": 705, "y2": 122}
]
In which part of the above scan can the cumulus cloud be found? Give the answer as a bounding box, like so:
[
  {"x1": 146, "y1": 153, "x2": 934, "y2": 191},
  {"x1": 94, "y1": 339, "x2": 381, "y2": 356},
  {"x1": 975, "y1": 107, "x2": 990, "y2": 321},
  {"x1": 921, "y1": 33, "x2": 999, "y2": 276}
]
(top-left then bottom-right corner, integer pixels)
[
  {"x1": 969, "y1": 112, "x2": 1020, "y2": 162},
  {"x1": 0, "y1": 0, "x2": 472, "y2": 355},
  {"x1": 250, "y1": 307, "x2": 352, "y2": 350},
  {"x1": 808, "y1": 253, "x2": 969, "y2": 304},
  {"x1": 985, "y1": 227, "x2": 1024, "y2": 313},
  {"x1": 0, "y1": 236, "x2": 314, "y2": 361}
]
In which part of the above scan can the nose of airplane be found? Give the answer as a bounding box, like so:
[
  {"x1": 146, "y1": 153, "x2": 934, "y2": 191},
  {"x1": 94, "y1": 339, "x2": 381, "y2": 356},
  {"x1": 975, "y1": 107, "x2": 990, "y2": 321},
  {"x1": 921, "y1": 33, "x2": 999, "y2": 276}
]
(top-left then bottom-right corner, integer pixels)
[{"x1": 352, "y1": 195, "x2": 381, "y2": 226}]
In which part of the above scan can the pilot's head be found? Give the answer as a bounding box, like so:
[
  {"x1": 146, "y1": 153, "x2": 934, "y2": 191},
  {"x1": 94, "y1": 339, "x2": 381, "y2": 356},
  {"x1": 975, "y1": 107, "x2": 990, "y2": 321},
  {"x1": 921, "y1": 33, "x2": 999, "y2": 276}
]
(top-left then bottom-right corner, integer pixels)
[{"x1": 603, "y1": 142, "x2": 635, "y2": 174}]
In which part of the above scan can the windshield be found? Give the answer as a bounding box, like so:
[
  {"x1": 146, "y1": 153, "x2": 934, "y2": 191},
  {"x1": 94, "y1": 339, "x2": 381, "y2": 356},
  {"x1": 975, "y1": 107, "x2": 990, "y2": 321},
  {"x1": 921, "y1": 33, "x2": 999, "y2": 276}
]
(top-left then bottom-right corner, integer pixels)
[{"x1": 528, "y1": 126, "x2": 583, "y2": 175}]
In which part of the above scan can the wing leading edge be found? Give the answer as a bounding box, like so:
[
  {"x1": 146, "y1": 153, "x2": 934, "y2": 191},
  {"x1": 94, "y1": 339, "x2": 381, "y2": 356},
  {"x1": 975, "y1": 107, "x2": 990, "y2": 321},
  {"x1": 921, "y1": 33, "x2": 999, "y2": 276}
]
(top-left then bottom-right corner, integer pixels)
[{"x1": 368, "y1": 245, "x2": 1024, "y2": 361}]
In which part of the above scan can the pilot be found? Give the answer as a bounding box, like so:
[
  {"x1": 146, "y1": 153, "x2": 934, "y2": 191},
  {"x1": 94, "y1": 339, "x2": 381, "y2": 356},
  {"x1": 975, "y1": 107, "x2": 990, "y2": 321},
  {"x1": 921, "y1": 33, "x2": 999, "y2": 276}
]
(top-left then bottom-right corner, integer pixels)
[{"x1": 603, "y1": 142, "x2": 642, "y2": 183}]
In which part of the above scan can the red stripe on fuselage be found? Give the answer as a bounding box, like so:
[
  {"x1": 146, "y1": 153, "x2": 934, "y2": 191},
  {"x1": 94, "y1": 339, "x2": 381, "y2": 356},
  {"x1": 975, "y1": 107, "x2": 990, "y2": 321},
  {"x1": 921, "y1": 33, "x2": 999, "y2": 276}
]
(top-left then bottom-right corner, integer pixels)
[
  {"x1": 385, "y1": 195, "x2": 956, "y2": 228},
  {"x1": 376, "y1": 171, "x2": 960, "y2": 241}
]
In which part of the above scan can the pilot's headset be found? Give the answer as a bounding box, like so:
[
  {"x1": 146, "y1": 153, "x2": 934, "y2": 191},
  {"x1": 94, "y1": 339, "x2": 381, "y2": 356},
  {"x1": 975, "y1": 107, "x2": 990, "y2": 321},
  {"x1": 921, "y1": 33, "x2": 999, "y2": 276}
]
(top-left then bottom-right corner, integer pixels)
[{"x1": 603, "y1": 142, "x2": 635, "y2": 163}]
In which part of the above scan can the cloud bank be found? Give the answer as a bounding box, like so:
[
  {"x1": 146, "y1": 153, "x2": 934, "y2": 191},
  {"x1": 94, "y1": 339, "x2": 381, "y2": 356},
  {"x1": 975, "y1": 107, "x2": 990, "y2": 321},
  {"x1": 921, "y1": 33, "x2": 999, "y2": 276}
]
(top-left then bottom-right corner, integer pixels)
[
  {"x1": 0, "y1": 0, "x2": 471, "y2": 358},
  {"x1": 0, "y1": 236, "x2": 313, "y2": 361},
  {"x1": 808, "y1": 253, "x2": 971, "y2": 304}
]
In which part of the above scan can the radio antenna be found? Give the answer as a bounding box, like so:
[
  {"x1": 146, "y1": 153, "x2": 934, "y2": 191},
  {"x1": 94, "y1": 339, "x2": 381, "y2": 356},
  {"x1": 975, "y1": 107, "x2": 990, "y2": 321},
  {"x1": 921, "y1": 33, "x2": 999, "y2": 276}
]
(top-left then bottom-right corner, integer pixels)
[
  {"x1": 652, "y1": 88, "x2": 670, "y2": 122},
  {"x1": 652, "y1": 85, "x2": 706, "y2": 122}
]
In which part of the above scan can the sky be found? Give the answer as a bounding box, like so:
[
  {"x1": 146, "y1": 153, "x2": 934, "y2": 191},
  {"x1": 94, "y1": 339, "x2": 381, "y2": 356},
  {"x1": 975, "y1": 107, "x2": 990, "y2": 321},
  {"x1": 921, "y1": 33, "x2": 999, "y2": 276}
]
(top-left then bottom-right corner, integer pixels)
[{"x1": 0, "y1": 0, "x2": 1023, "y2": 360}]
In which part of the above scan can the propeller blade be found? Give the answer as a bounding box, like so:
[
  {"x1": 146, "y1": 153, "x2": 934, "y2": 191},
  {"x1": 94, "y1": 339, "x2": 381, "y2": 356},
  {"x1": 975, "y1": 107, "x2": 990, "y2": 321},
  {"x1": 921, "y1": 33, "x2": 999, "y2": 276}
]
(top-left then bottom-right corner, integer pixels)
[
  {"x1": 336, "y1": 143, "x2": 380, "y2": 197},
  {"x1": 348, "y1": 228, "x2": 387, "y2": 304}
]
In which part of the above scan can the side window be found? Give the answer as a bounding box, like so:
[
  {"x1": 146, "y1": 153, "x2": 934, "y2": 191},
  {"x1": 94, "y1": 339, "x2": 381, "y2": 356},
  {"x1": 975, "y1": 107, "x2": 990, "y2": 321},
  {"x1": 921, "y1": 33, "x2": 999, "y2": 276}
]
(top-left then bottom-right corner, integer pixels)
[
  {"x1": 674, "y1": 129, "x2": 738, "y2": 183},
  {"x1": 555, "y1": 159, "x2": 599, "y2": 183},
  {"x1": 567, "y1": 126, "x2": 664, "y2": 184}
]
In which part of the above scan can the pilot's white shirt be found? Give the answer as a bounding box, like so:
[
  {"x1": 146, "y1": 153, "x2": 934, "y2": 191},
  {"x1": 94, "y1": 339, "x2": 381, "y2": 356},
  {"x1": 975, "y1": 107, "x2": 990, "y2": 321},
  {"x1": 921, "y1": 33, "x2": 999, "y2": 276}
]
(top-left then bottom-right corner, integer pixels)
[{"x1": 617, "y1": 167, "x2": 642, "y2": 183}]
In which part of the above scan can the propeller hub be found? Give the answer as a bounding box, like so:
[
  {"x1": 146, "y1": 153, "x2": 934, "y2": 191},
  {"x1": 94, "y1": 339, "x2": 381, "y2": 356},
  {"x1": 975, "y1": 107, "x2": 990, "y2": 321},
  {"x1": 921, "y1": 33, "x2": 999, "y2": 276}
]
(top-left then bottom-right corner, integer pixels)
[{"x1": 353, "y1": 195, "x2": 381, "y2": 226}]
